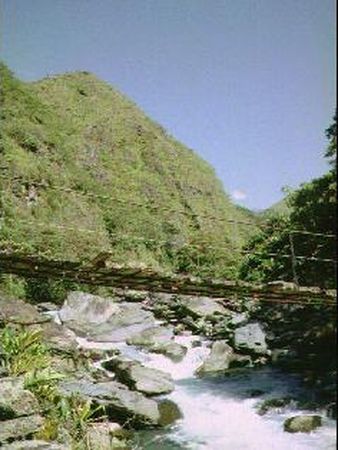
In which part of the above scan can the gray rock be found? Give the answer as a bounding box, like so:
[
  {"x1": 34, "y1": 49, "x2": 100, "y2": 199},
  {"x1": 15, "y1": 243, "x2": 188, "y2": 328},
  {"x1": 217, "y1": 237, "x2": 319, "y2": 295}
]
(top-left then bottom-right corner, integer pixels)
[
  {"x1": 86, "y1": 423, "x2": 127, "y2": 450},
  {"x1": 233, "y1": 323, "x2": 269, "y2": 355},
  {"x1": 60, "y1": 379, "x2": 161, "y2": 427},
  {"x1": 59, "y1": 291, "x2": 155, "y2": 342},
  {"x1": 196, "y1": 341, "x2": 252, "y2": 375},
  {"x1": 284, "y1": 415, "x2": 322, "y2": 433},
  {"x1": 0, "y1": 415, "x2": 44, "y2": 443},
  {"x1": 179, "y1": 296, "x2": 228, "y2": 318},
  {"x1": 196, "y1": 341, "x2": 234, "y2": 375},
  {"x1": 0, "y1": 296, "x2": 49, "y2": 326},
  {"x1": 60, "y1": 291, "x2": 119, "y2": 325},
  {"x1": 103, "y1": 358, "x2": 174, "y2": 396},
  {"x1": 150, "y1": 341, "x2": 187, "y2": 362},
  {"x1": 126, "y1": 326, "x2": 186, "y2": 361},
  {"x1": 36, "y1": 321, "x2": 78, "y2": 353},
  {"x1": 126, "y1": 326, "x2": 174, "y2": 346},
  {"x1": 0, "y1": 377, "x2": 40, "y2": 420},
  {"x1": 2, "y1": 441, "x2": 70, "y2": 450}
]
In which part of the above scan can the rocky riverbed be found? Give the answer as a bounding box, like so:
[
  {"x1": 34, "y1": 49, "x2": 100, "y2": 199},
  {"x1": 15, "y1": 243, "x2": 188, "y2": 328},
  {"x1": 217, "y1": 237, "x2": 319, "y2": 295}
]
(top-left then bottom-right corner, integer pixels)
[{"x1": 0, "y1": 288, "x2": 336, "y2": 449}]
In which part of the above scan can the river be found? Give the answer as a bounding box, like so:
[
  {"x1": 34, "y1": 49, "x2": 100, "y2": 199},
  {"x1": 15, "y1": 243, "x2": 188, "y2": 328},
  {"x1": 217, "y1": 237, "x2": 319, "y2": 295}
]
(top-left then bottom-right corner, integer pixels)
[{"x1": 77, "y1": 334, "x2": 336, "y2": 450}]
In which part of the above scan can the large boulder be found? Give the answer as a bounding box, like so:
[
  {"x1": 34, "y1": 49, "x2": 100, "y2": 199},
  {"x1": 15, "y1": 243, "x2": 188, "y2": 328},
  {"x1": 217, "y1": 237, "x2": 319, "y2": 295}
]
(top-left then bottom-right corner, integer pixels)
[
  {"x1": 0, "y1": 415, "x2": 44, "y2": 444},
  {"x1": 0, "y1": 296, "x2": 49, "y2": 326},
  {"x1": 59, "y1": 292, "x2": 155, "y2": 342},
  {"x1": 196, "y1": 341, "x2": 251, "y2": 375},
  {"x1": 102, "y1": 358, "x2": 174, "y2": 396},
  {"x1": 179, "y1": 296, "x2": 228, "y2": 318},
  {"x1": 233, "y1": 323, "x2": 269, "y2": 355},
  {"x1": 60, "y1": 379, "x2": 161, "y2": 427},
  {"x1": 0, "y1": 377, "x2": 40, "y2": 420},
  {"x1": 284, "y1": 415, "x2": 322, "y2": 433}
]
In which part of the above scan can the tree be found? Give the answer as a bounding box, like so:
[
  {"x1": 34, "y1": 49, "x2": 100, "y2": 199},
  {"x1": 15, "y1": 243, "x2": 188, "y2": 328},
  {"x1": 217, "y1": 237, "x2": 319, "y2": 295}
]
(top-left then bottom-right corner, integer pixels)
[{"x1": 239, "y1": 115, "x2": 337, "y2": 288}]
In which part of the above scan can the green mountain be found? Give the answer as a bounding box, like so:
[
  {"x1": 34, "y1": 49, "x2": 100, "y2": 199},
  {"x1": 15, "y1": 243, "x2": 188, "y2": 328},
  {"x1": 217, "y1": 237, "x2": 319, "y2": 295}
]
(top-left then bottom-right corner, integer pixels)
[
  {"x1": 261, "y1": 198, "x2": 291, "y2": 218},
  {"x1": 0, "y1": 63, "x2": 257, "y2": 278}
]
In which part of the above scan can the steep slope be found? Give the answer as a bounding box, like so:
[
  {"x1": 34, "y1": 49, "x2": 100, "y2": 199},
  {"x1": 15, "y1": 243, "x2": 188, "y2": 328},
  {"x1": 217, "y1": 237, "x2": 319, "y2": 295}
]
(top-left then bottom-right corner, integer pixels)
[{"x1": 0, "y1": 64, "x2": 256, "y2": 278}]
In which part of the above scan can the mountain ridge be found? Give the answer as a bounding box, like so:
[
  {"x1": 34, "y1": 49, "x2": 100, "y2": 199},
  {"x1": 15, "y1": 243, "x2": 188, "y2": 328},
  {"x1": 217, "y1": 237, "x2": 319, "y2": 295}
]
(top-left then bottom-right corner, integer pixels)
[{"x1": 0, "y1": 63, "x2": 257, "y2": 278}]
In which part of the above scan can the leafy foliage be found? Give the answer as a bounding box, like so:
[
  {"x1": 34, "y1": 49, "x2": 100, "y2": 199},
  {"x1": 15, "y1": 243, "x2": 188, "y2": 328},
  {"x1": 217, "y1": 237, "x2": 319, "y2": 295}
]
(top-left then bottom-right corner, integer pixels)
[{"x1": 0, "y1": 326, "x2": 50, "y2": 375}]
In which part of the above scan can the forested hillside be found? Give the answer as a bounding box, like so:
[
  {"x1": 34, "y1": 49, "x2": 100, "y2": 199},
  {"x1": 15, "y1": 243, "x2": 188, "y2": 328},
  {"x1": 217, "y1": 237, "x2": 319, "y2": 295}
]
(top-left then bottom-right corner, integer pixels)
[{"x1": 0, "y1": 63, "x2": 257, "y2": 280}]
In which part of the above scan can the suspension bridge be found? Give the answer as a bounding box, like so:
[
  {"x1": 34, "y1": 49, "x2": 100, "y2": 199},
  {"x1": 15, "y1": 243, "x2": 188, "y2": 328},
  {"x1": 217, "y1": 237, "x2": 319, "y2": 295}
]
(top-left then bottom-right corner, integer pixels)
[{"x1": 0, "y1": 174, "x2": 336, "y2": 307}]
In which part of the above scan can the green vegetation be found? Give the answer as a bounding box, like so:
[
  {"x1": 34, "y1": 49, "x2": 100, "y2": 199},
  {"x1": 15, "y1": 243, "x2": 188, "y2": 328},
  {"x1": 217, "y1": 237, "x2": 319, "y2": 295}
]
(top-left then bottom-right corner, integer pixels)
[
  {"x1": 0, "y1": 325, "x2": 108, "y2": 448},
  {"x1": 0, "y1": 62, "x2": 335, "y2": 289},
  {"x1": 0, "y1": 62, "x2": 257, "y2": 280},
  {"x1": 0, "y1": 327, "x2": 49, "y2": 375},
  {"x1": 239, "y1": 115, "x2": 337, "y2": 288}
]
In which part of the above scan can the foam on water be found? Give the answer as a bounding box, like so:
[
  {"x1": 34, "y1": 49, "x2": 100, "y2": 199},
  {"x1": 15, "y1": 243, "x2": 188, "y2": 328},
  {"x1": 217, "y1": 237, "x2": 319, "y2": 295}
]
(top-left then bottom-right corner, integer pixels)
[{"x1": 76, "y1": 333, "x2": 336, "y2": 450}]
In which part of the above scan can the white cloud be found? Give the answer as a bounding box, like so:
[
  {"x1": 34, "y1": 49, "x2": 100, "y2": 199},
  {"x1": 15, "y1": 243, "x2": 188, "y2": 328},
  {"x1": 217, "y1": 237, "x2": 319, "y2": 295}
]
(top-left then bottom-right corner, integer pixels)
[{"x1": 231, "y1": 189, "x2": 247, "y2": 201}]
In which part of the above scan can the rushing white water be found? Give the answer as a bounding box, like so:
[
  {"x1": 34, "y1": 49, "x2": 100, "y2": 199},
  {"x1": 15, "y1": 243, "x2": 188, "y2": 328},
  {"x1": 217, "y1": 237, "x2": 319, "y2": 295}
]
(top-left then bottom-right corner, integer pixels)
[{"x1": 76, "y1": 333, "x2": 336, "y2": 450}]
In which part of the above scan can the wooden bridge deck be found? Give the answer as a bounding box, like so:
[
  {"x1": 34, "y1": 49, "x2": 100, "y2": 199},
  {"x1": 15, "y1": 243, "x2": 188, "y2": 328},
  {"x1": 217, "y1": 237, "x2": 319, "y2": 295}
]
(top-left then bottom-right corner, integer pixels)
[{"x1": 0, "y1": 251, "x2": 335, "y2": 306}]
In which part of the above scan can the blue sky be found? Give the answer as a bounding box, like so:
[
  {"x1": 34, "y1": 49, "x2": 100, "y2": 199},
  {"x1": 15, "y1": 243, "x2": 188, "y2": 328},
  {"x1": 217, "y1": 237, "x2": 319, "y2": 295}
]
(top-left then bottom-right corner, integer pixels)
[{"x1": 1, "y1": 0, "x2": 336, "y2": 210}]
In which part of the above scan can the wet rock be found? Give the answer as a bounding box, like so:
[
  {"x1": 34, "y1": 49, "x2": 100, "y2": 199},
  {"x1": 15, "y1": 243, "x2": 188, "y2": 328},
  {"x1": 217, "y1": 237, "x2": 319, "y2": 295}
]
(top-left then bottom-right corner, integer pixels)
[
  {"x1": 196, "y1": 341, "x2": 252, "y2": 375},
  {"x1": 2, "y1": 441, "x2": 70, "y2": 449},
  {"x1": 126, "y1": 326, "x2": 186, "y2": 361},
  {"x1": 103, "y1": 358, "x2": 174, "y2": 396},
  {"x1": 283, "y1": 415, "x2": 322, "y2": 433},
  {"x1": 257, "y1": 397, "x2": 295, "y2": 415},
  {"x1": 0, "y1": 296, "x2": 50, "y2": 326},
  {"x1": 0, "y1": 377, "x2": 40, "y2": 420},
  {"x1": 158, "y1": 399, "x2": 183, "y2": 427},
  {"x1": 126, "y1": 326, "x2": 174, "y2": 347},
  {"x1": 150, "y1": 341, "x2": 187, "y2": 362},
  {"x1": 60, "y1": 379, "x2": 161, "y2": 427},
  {"x1": 0, "y1": 415, "x2": 44, "y2": 443},
  {"x1": 233, "y1": 323, "x2": 269, "y2": 355},
  {"x1": 196, "y1": 341, "x2": 234, "y2": 375},
  {"x1": 59, "y1": 291, "x2": 155, "y2": 342}
]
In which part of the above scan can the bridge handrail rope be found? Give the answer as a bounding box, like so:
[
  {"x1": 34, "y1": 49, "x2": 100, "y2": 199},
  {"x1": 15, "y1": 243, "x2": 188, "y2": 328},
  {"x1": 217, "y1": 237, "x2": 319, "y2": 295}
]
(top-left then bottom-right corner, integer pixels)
[{"x1": 0, "y1": 172, "x2": 336, "y2": 239}]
